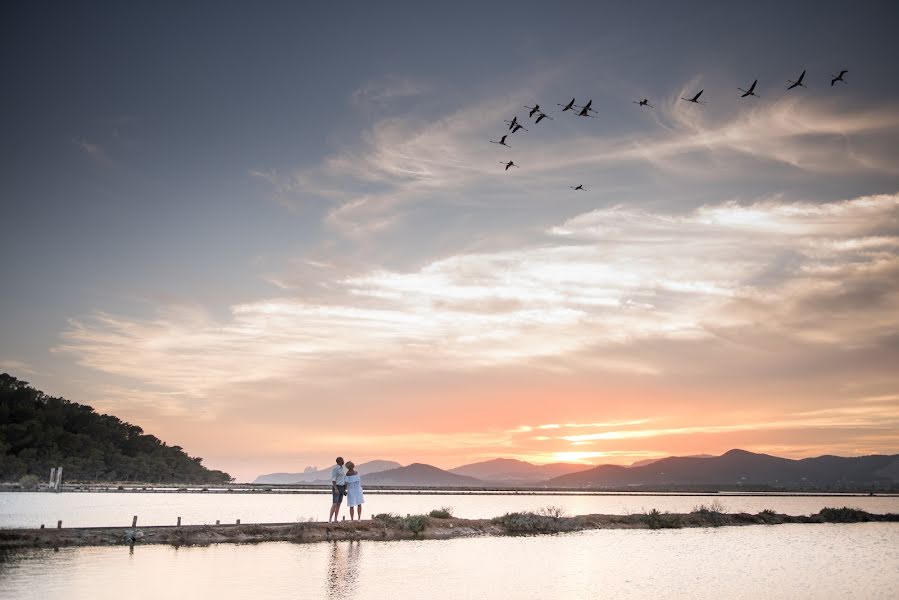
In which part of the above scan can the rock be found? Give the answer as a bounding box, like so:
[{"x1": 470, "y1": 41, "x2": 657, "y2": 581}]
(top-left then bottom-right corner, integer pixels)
[{"x1": 123, "y1": 528, "x2": 144, "y2": 543}]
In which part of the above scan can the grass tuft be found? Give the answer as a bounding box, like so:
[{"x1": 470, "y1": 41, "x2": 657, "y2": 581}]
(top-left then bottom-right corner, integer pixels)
[
  {"x1": 641, "y1": 508, "x2": 683, "y2": 529},
  {"x1": 428, "y1": 507, "x2": 453, "y2": 519}
]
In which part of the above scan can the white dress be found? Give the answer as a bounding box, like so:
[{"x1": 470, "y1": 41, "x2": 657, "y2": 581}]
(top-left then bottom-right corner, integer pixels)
[{"x1": 345, "y1": 474, "x2": 364, "y2": 507}]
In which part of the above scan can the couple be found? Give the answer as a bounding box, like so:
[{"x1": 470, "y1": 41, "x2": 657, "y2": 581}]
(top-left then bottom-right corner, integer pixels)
[{"x1": 328, "y1": 456, "x2": 365, "y2": 522}]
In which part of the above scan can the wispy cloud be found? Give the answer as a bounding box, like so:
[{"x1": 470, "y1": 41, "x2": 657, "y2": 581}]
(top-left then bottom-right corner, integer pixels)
[
  {"x1": 0, "y1": 359, "x2": 42, "y2": 376},
  {"x1": 253, "y1": 68, "x2": 899, "y2": 236},
  {"x1": 72, "y1": 137, "x2": 109, "y2": 165},
  {"x1": 56, "y1": 192, "x2": 899, "y2": 421},
  {"x1": 350, "y1": 76, "x2": 430, "y2": 108}
]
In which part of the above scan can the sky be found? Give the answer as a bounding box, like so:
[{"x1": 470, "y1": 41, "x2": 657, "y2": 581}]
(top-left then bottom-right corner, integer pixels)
[{"x1": 2, "y1": 1, "x2": 899, "y2": 482}]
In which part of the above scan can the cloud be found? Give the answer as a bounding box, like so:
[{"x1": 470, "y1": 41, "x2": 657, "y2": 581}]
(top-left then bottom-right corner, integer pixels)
[
  {"x1": 0, "y1": 359, "x2": 42, "y2": 376},
  {"x1": 56, "y1": 192, "x2": 899, "y2": 420},
  {"x1": 253, "y1": 68, "x2": 899, "y2": 236},
  {"x1": 350, "y1": 76, "x2": 430, "y2": 108},
  {"x1": 72, "y1": 138, "x2": 109, "y2": 165}
]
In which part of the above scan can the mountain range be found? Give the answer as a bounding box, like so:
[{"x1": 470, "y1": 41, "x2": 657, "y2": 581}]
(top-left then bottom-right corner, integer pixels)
[
  {"x1": 253, "y1": 450, "x2": 899, "y2": 490},
  {"x1": 253, "y1": 460, "x2": 400, "y2": 484},
  {"x1": 448, "y1": 458, "x2": 587, "y2": 484},
  {"x1": 547, "y1": 449, "x2": 899, "y2": 489}
]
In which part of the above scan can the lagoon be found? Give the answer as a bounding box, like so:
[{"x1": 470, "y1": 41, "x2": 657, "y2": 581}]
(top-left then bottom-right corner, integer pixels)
[
  {"x1": 1, "y1": 491, "x2": 897, "y2": 529},
  {"x1": 1, "y1": 524, "x2": 897, "y2": 599}
]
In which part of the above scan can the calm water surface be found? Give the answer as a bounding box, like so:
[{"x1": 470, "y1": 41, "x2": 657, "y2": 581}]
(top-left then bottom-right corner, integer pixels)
[
  {"x1": 1, "y1": 524, "x2": 897, "y2": 599},
  {"x1": 2, "y1": 492, "x2": 897, "y2": 528}
]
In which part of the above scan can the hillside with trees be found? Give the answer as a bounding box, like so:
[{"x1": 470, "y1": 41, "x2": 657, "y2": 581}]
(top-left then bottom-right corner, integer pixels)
[{"x1": 0, "y1": 374, "x2": 231, "y2": 484}]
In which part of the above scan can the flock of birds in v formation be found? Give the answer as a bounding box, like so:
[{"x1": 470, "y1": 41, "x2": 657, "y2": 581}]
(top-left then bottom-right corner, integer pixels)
[{"x1": 491, "y1": 68, "x2": 850, "y2": 185}]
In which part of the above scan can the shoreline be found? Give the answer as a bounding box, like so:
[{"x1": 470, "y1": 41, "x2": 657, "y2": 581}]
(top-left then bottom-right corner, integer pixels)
[
  {"x1": 2, "y1": 508, "x2": 897, "y2": 550},
  {"x1": 2, "y1": 485, "x2": 896, "y2": 496}
]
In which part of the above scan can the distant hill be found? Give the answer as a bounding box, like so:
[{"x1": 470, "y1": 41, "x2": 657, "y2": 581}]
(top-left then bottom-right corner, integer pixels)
[
  {"x1": 0, "y1": 373, "x2": 231, "y2": 484},
  {"x1": 548, "y1": 449, "x2": 899, "y2": 490},
  {"x1": 362, "y1": 463, "x2": 484, "y2": 487},
  {"x1": 449, "y1": 458, "x2": 586, "y2": 484},
  {"x1": 254, "y1": 460, "x2": 401, "y2": 484},
  {"x1": 629, "y1": 454, "x2": 714, "y2": 468}
]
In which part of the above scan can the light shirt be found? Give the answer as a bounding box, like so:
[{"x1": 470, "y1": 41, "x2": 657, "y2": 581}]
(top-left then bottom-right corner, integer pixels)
[{"x1": 331, "y1": 464, "x2": 345, "y2": 485}]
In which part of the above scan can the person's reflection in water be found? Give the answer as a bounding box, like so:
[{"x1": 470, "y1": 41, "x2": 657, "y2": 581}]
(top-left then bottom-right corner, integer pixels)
[{"x1": 326, "y1": 540, "x2": 361, "y2": 599}]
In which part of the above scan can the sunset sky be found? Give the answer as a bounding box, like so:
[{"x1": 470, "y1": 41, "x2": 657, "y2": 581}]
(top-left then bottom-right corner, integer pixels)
[{"x1": 3, "y1": 2, "x2": 899, "y2": 481}]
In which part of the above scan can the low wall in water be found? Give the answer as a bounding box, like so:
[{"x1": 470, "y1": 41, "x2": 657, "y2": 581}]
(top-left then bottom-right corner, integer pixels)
[{"x1": 1, "y1": 508, "x2": 896, "y2": 549}]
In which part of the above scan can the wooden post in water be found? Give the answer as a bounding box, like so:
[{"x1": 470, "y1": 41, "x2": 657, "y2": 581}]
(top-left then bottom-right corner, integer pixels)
[
  {"x1": 215, "y1": 519, "x2": 220, "y2": 525},
  {"x1": 40, "y1": 524, "x2": 45, "y2": 529},
  {"x1": 236, "y1": 519, "x2": 240, "y2": 525},
  {"x1": 132, "y1": 515, "x2": 138, "y2": 528},
  {"x1": 55, "y1": 467, "x2": 63, "y2": 491},
  {"x1": 177, "y1": 516, "x2": 181, "y2": 527},
  {"x1": 49, "y1": 468, "x2": 56, "y2": 490},
  {"x1": 57, "y1": 520, "x2": 62, "y2": 529}
]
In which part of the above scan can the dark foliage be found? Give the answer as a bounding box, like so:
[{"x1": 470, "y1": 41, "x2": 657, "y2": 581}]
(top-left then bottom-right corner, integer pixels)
[
  {"x1": 817, "y1": 507, "x2": 873, "y2": 523},
  {"x1": 0, "y1": 374, "x2": 232, "y2": 483},
  {"x1": 641, "y1": 508, "x2": 683, "y2": 529},
  {"x1": 491, "y1": 510, "x2": 577, "y2": 534}
]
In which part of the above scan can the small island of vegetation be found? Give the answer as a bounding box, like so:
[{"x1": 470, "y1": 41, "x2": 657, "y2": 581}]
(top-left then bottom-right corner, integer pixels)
[{"x1": 0, "y1": 374, "x2": 231, "y2": 485}]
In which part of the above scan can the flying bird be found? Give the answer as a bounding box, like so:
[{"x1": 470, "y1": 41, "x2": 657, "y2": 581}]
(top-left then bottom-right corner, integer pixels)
[
  {"x1": 558, "y1": 97, "x2": 577, "y2": 112},
  {"x1": 576, "y1": 106, "x2": 596, "y2": 117},
  {"x1": 570, "y1": 184, "x2": 585, "y2": 191},
  {"x1": 633, "y1": 98, "x2": 653, "y2": 108},
  {"x1": 524, "y1": 104, "x2": 541, "y2": 117},
  {"x1": 787, "y1": 69, "x2": 806, "y2": 90},
  {"x1": 511, "y1": 123, "x2": 528, "y2": 133},
  {"x1": 576, "y1": 99, "x2": 597, "y2": 114},
  {"x1": 500, "y1": 160, "x2": 519, "y2": 171},
  {"x1": 490, "y1": 135, "x2": 511, "y2": 147},
  {"x1": 738, "y1": 79, "x2": 759, "y2": 98},
  {"x1": 831, "y1": 70, "x2": 848, "y2": 86},
  {"x1": 681, "y1": 90, "x2": 705, "y2": 104},
  {"x1": 534, "y1": 112, "x2": 553, "y2": 124},
  {"x1": 504, "y1": 116, "x2": 519, "y2": 131}
]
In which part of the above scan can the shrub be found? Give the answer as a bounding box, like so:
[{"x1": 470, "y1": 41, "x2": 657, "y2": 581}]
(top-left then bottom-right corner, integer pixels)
[
  {"x1": 757, "y1": 509, "x2": 779, "y2": 524},
  {"x1": 428, "y1": 507, "x2": 453, "y2": 519},
  {"x1": 818, "y1": 507, "x2": 871, "y2": 523},
  {"x1": 691, "y1": 500, "x2": 727, "y2": 527},
  {"x1": 373, "y1": 513, "x2": 404, "y2": 528},
  {"x1": 641, "y1": 508, "x2": 682, "y2": 529},
  {"x1": 491, "y1": 510, "x2": 574, "y2": 534},
  {"x1": 402, "y1": 514, "x2": 430, "y2": 534},
  {"x1": 537, "y1": 505, "x2": 567, "y2": 519},
  {"x1": 18, "y1": 474, "x2": 41, "y2": 491}
]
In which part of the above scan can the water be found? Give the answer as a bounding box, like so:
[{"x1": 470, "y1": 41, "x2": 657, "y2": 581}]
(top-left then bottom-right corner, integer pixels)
[
  {"x1": 0, "y1": 492, "x2": 899, "y2": 527},
  {"x1": 1, "y1": 492, "x2": 897, "y2": 529},
  {"x1": 1, "y1": 524, "x2": 896, "y2": 599}
]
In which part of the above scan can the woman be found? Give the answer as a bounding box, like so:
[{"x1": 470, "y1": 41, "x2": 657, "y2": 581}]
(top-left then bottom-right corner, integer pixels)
[{"x1": 344, "y1": 461, "x2": 365, "y2": 520}]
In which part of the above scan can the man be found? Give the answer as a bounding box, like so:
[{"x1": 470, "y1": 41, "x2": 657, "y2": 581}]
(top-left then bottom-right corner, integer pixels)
[{"x1": 328, "y1": 456, "x2": 346, "y2": 523}]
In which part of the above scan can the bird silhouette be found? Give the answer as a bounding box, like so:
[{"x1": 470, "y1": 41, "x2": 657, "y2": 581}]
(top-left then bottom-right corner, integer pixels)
[
  {"x1": 576, "y1": 106, "x2": 596, "y2": 117},
  {"x1": 500, "y1": 160, "x2": 519, "y2": 171},
  {"x1": 576, "y1": 99, "x2": 597, "y2": 114},
  {"x1": 831, "y1": 70, "x2": 848, "y2": 86},
  {"x1": 633, "y1": 98, "x2": 653, "y2": 108},
  {"x1": 787, "y1": 70, "x2": 806, "y2": 90},
  {"x1": 570, "y1": 184, "x2": 585, "y2": 191},
  {"x1": 490, "y1": 135, "x2": 511, "y2": 148},
  {"x1": 558, "y1": 98, "x2": 577, "y2": 112},
  {"x1": 681, "y1": 90, "x2": 705, "y2": 104},
  {"x1": 504, "y1": 116, "x2": 519, "y2": 131},
  {"x1": 510, "y1": 123, "x2": 528, "y2": 133},
  {"x1": 534, "y1": 112, "x2": 553, "y2": 124},
  {"x1": 739, "y1": 79, "x2": 759, "y2": 98},
  {"x1": 524, "y1": 104, "x2": 541, "y2": 118}
]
